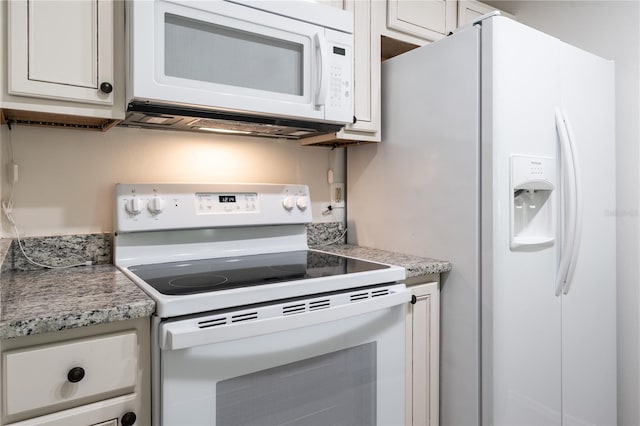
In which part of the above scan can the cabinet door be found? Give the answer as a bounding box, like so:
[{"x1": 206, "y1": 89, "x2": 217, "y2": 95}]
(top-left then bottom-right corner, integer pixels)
[
  {"x1": 387, "y1": 0, "x2": 457, "y2": 42},
  {"x1": 8, "y1": 0, "x2": 114, "y2": 105},
  {"x1": 316, "y1": 0, "x2": 381, "y2": 143},
  {"x1": 457, "y1": 0, "x2": 515, "y2": 27},
  {"x1": 339, "y1": 0, "x2": 379, "y2": 140},
  {"x1": 406, "y1": 282, "x2": 440, "y2": 426}
]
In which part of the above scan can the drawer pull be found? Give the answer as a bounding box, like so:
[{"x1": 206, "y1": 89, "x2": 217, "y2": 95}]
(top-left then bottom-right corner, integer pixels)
[
  {"x1": 121, "y1": 411, "x2": 137, "y2": 426},
  {"x1": 67, "y1": 366, "x2": 85, "y2": 383},
  {"x1": 100, "y1": 82, "x2": 113, "y2": 94}
]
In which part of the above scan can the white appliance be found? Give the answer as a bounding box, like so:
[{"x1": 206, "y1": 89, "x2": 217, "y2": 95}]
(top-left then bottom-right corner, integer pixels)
[
  {"x1": 113, "y1": 183, "x2": 409, "y2": 426},
  {"x1": 346, "y1": 16, "x2": 616, "y2": 426},
  {"x1": 121, "y1": 0, "x2": 354, "y2": 139}
]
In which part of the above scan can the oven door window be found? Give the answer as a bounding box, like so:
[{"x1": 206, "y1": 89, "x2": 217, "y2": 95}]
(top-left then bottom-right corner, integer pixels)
[
  {"x1": 160, "y1": 304, "x2": 405, "y2": 426},
  {"x1": 217, "y1": 343, "x2": 376, "y2": 425}
]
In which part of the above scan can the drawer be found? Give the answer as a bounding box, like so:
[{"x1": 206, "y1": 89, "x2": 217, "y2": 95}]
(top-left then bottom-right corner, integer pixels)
[
  {"x1": 3, "y1": 332, "x2": 137, "y2": 416},
  {"x1": 5, "y1": 394, "x2": 137, "y2": 426}
]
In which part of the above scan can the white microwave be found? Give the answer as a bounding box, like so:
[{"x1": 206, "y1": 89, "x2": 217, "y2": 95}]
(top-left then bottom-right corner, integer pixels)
[{"x1": 122, "y1": 0, "x2": 354, "y2": 139}]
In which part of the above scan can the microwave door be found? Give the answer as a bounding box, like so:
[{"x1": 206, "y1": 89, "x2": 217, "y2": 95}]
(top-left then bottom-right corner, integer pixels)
[{"x1": 131, "y1": 0, "x2": 328, "y2": 122}]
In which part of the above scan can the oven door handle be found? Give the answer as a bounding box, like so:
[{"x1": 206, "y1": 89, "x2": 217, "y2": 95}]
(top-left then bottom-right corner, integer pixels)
[{"x1": 161, "y1": 286, "x2": 410, "y2": 351}]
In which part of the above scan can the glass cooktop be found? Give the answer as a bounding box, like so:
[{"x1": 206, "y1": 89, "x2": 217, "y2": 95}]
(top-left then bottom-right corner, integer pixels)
[{"x1": 127, "y1": 250, "x2": 389, "y2": 296}]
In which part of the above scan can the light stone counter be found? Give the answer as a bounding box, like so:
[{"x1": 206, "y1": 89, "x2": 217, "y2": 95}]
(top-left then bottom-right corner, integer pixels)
[
  {"x1": 0, "y1": 264, "x2": 155, "y2": 339},
  {"x1": 313, "y1": 244, "x2": 452, "y2": 278},
  {"x1": 0, "y1": 235, "x2": 155, "y2": 340},
  {"x1": 0, "y1": 239, "x2": 12, "y2": 266},
  {"x1": 0, "y1": 224, "x2": 449, "y2": 339}
]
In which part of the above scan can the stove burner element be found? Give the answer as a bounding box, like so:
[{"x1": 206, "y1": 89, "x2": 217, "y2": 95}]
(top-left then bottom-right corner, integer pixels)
[{"x1": 168, "y1": 274, "x2": 229, "y2": 288}]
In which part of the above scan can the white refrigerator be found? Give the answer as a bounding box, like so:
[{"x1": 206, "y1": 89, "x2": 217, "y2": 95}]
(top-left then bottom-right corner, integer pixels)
[{"x1": 346, "y1": 16, "x2": 616, "y2": 426}]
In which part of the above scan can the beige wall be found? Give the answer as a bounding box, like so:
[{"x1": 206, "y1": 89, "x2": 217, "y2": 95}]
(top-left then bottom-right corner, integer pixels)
[
  {"x1": 487, "y1": 1, "x2": 640, "y2": 424},
  {"x1": 0, "y1": 125, "x2": 345, "y2": 237}
]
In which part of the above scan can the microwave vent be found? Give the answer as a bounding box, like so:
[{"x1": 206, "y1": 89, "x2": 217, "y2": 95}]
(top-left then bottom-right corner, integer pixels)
[
  {"x1": 187, "y1": 118, "x2": 316, "y2": 138},
  {"x1": 120, "y1": 102, "x2": 344, "y2": 140}
]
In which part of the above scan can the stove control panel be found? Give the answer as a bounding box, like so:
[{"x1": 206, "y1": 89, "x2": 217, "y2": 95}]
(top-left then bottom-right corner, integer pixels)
[
  {"x1": 115, "y1": 183, "x2": 312, "y2": 233},
  {"x1": 195, "y1": 192, "x2": 258, "y2": 214}
]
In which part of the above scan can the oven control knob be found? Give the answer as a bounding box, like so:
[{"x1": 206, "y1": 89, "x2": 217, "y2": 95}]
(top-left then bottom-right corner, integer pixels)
[
  {"x1": 282, "y1": 196, "x2": 294, "y2": 211},
  {"x1": 125, "y1": 197, "x2": 143, "y2": 215},
  {"x1": 148, "y1": 196, "x2": 165, "y2": 214},
  {"x1": 296, "y1": 196, "x2": 308, "y2": 210}
]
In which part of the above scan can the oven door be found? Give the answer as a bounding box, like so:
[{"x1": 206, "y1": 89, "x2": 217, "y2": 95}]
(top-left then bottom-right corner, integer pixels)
[
  {"x1": 156, "y1": 284, "x2": 410, "y2": 426},
  {"x1": 129, "y1": 0, "x2": 353, "y2": 123}
]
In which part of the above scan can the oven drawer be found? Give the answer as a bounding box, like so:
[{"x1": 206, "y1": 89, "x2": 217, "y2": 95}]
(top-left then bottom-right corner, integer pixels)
[{"x1": 3, "y1": 332, "x2": 137, "y2": 416}]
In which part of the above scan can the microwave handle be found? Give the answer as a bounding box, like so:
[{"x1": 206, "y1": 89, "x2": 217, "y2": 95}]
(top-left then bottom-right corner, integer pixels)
[{"x1": 314, "y1": 32, "x2": 329, "y2": 107}]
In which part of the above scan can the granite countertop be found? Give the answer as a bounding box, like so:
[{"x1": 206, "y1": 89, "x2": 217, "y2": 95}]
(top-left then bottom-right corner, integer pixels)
[
  {"x1": 0, "y1": 239, "x2": 12, "y2": 266},
  {"x1": 0, "y1": 263, "x2": 155, "y2": 340},
  {"x1": 0, "y1": 229, "x2": 449, "y2": 340},
  {"x1": 314, "y1": 244, "x2": 452, "y2": 278}
]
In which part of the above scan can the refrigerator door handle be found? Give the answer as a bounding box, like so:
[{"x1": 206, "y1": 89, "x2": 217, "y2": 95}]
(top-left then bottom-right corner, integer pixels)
[
  {"x1": 561, "y1": 111, "x2": 583, "y2": 295},
  {"x1": 554, "y1": 109, "x2": 582, "y2": 296}
]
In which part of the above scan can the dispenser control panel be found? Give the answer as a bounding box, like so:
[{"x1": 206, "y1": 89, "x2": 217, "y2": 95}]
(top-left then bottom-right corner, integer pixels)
[{"x1": 511, "y1": 155, "x2": 555, "y2": 190}]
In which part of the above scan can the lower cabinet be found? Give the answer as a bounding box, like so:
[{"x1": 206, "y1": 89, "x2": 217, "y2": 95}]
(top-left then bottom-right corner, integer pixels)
[
  {"x1": 0, "y1": 318, "x2": 150, "y2": 426},
  {"x1": 6, "y1": 395, "x2": 138, "y2": 426},
  {"x1": 406, "y1": 279, "x2": 440, "y2": 426}
]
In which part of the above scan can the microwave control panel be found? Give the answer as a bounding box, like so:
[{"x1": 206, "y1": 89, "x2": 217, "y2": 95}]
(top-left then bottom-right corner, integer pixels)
[{"x1": 324, "y1": 29, "x2": 353, "y2": 123}]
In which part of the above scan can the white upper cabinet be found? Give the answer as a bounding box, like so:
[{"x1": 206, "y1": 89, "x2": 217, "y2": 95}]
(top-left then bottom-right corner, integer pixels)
[
  {"x1": 1, "y1": 0, "x2": 124, "y2": 128},
  {"x1": 457, "y1": 0, "x2": 515, "y2": 27},
  {"x1": 339, "y1": 0, "x2": 378, "y2": 141},
  {"x1": 301, "y1": 0, "x2": 379, "y2": 146},
  {"x1": 387, "y1": 0, "x2": 457, "y2": 43},
  {"x1": 8, "y1": 0, "x2": 114, "y2": 105}
]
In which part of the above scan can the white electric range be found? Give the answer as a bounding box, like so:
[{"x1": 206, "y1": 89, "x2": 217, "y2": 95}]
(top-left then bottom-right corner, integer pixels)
[{"x1": 113, "y1": 183, "x2": 409, "y2": 426}]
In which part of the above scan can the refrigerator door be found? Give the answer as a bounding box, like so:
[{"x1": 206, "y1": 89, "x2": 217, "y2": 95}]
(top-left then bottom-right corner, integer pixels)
[
  {"x1": 482, "y1": 17, "x2": 562, "y2": 425},
  {"x1": 347, "y1": 27, "x2": 482, "y2": 426},
  {"x1": 557, "y1": 44, "x2": 616, "y2": 425}
]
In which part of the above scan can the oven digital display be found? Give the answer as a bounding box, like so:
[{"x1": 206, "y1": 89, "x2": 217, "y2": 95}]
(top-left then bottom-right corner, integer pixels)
[
  {"x1": 219, "y1": 195, "x2": 236, "y2": 203},
  {"x1": 196, "y1": 192, "x2": 258, "y2": 214},
  {"x1": 333, "y1": 46, "x2": 346, "y2": 56}
]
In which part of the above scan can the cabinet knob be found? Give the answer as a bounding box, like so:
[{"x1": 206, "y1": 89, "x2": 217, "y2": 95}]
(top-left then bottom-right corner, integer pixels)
[
  {"x1": 121, "y1": 411, "x2": 137, "y2": 426},
  {"x1": 100, "y1": 82, "x2": 113, "y2": 94},
  {"x1": 352, "y1": 115, "x2": 357, "y2": 124},
  {"x1": 67, "y1": 366, "x2": 85, "y2": 383},
  {"x1": 410, "y1": 295, "x2": 417, "y2": 305}
]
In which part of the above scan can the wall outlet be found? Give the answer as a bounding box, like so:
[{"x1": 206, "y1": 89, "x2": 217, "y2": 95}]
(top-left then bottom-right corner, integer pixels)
[{"x1": 330, "y1": 183, "x2": 345, "y2": 208}]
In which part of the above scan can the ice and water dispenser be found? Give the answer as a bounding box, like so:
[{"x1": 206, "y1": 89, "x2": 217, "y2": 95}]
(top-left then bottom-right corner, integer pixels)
[{"x1": 510, "y1": 155, "x2": 556, "y2": 250}]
